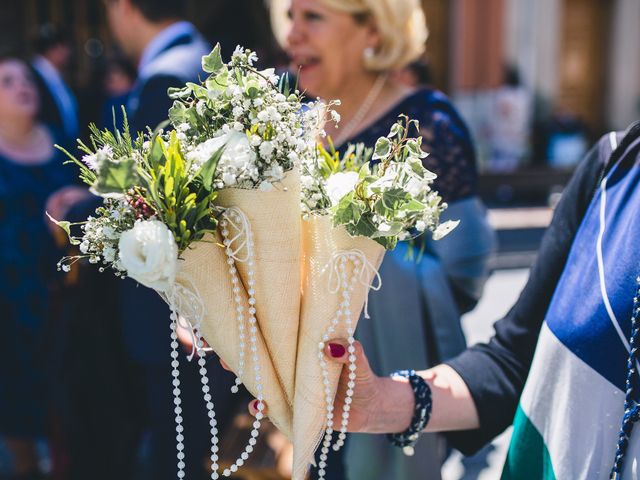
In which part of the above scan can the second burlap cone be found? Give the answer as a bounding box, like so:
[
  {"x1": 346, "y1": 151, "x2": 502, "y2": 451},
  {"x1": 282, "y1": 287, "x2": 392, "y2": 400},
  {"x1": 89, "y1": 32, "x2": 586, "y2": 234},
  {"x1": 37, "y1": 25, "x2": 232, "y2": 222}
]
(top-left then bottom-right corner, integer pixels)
[
  {"x1": 292, "y1": 215, "x2": 385, "y2": 480},
  {"x1": 177, "y1": 233, "x2": 292, "y2": 438}
]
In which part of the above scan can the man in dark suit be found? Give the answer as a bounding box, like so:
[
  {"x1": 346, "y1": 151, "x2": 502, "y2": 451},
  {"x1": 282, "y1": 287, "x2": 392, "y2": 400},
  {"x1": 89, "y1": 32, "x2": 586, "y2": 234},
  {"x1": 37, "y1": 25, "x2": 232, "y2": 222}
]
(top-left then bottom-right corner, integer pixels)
[{"x1": 30, "y1": 24, "x2": 79, "y2": 141}]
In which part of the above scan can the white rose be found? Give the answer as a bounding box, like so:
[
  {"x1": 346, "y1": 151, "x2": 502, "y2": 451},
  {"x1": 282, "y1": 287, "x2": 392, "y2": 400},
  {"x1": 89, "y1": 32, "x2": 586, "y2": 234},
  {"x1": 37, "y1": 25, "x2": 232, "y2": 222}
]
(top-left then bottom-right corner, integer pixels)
[
  {"x1": 188, "y1": 131, "x2": 257, "y2": 178},
  {"x1": 325, "y1": 171, "x2": 359, "y2": 206},
  {"x1": 118, "y1": 220, "x2": 178, "y2": 292}
]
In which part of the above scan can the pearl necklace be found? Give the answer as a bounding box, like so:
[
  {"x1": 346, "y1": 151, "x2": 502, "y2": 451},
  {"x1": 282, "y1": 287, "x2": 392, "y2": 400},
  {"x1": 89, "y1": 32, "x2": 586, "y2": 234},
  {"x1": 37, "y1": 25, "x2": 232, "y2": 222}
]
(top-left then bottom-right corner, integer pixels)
[
  {"x1": 332, "y1": 74, "x2": 388, "y2": 147},
  {"x1": 316, "y1": 253, "x2": 362, "y2": 479},
  {"x1": 169, "y1": 207, "x2": 264, "y2": 480},
  {"x1": 219, "y1": 207, "x2": 264, "y2": 477},
  {"x1": 169, "y1": 308, "x2": 220, "y2": 479}
]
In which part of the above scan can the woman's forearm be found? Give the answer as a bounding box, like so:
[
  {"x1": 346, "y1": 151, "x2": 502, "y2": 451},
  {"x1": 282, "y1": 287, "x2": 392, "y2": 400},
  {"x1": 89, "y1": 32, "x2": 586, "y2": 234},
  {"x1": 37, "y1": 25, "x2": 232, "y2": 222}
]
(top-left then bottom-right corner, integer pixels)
[{"x1": 366, "y1": 364, "x2": 480, "y2": 434}]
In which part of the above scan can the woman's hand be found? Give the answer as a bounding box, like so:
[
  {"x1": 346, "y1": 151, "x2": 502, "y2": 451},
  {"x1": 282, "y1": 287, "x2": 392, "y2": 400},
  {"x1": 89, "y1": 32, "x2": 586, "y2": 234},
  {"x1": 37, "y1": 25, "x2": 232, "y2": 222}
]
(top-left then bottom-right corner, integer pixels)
[
  {"x1": 319, "y1": 340, "x2": 390, "y2": 433},
  {"x1": 239, "y1": 339, "x2": 416, "y2": 434},
  {"x1": 239, "y1": 338, "x2": 481, "y2": 434}
]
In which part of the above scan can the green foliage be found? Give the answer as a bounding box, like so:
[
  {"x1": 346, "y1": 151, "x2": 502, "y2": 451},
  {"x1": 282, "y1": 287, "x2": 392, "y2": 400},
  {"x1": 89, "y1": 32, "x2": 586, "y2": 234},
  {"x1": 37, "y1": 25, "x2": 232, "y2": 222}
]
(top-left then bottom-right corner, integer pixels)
[
  {"x1": 134, "y1": 132, "x2": 220, "y2": 251},
  {"x1": 56, "y1": 108, "x2": 222, "y2": 253},
  {"x1": 327, "y1": 115, "x2": 456, "y2": 249}
]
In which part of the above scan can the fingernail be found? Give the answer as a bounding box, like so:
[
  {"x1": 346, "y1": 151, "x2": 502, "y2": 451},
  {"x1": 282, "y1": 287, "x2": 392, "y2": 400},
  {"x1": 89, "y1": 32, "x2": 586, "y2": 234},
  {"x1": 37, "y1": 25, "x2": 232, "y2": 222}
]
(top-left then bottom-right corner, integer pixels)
[
  {"x1": 328, "y1": 343, "x2": 346, "y2": 358},
  {"x1": 252, "y1": 400, "x2": 260, "y2": 411}
]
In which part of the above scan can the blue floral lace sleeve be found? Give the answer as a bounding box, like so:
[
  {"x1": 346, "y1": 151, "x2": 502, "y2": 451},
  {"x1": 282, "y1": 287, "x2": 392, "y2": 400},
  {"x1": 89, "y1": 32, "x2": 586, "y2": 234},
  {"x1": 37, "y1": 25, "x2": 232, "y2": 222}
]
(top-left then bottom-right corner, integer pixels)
[{"x1": 343, "y1": 88, "x2": 478, "y2": 203}]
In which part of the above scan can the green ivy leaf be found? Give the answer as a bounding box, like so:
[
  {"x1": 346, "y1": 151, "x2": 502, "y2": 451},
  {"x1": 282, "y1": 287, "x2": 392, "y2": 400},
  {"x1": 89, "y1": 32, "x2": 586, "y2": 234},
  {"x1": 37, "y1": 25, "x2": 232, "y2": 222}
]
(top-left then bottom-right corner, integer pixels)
[
  {"x1": 168, "y1": 101, "x2": 188, "y2": 125},
  {"x1": 92, "y1": 156, "x2": 139, "y2": 195},
  {"x1": 186, "y1": 82, "x2": 210, "y2": 101},
  {"x1": 202, "y1": 44, "x2": 224, "y2": 74},
  {"x1": 387, "y1": 122, "x2": 403, "y2": 139},
  {"x1": 333, "y1": 193, "x2": 363, "y2": 226},
  {"x1": 167, "y1": 86, "x2": 191, "y2": 100},
  {"x1": 372, "y1": 137, "x2": 391, "y2": 160}
]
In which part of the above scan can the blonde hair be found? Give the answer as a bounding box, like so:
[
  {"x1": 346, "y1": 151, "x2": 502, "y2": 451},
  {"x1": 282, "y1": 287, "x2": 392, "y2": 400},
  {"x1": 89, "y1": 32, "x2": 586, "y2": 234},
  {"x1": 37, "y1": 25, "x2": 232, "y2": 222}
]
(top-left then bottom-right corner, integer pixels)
[{"x1": 270, "y1": 0, "x2": 428, "y2": 72}]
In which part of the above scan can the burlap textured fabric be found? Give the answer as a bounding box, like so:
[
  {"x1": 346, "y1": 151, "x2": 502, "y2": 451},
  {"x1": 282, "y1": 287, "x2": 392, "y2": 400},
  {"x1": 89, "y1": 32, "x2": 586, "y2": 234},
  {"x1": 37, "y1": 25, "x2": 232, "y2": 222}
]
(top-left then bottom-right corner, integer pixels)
[
  {"x1": 215, "y1": 169, "x2": 301, "y2": 408},
  {"x1": 292, "y1": 216, "x2": 385, "y2": 480},
  {"x1": 177, "y1": 234, "x2": 292, "y2": 438}
]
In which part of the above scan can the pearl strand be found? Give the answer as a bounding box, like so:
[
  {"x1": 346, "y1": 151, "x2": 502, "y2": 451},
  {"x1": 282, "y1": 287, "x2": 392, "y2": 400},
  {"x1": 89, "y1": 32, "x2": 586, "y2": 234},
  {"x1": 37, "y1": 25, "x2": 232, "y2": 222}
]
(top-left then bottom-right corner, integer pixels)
[
  {"x1": 316, "y1": 254, "x2": 360, "y2": 479},
  {"x1": 193, "y1": 326, "x2": 220, "y2": 479},
  {"x1": 334, "y1": 257, "x2": 360, "y2": 451},
  {"x1": 220, "y1": 209, "x2": 264, "y2": 477},
  {"x1": 221, "y1": 218, "x2": 246, "y2": 395},
  {"x1": 169, "y1": 310, "x2": 187, "y2": 480}
]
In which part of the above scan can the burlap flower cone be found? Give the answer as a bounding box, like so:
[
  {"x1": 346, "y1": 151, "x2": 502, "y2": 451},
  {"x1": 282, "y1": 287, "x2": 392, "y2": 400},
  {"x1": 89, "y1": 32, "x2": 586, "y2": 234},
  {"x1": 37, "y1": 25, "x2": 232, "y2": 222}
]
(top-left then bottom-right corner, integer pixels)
[
  {"x1": 176, "y1": 233, "x2": 292, "y2": 438},
  {"x1": 292, "y1": 215, "x2": 385, "y2": 480},
  {"x1": 215, "y1": 169, "x2": 301, "y2": 407}
]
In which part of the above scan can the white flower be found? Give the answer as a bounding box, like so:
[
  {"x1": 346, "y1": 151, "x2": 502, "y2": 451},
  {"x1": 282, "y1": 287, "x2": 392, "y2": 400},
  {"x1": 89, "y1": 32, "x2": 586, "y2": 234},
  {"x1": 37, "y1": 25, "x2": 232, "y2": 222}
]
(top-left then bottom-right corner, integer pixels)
[
  {"x1": 264, "y1": 164, "x2": 284, "y2": 181},
  {"x1": 406, "y1": 177, "x2": 427, "y2": 198},
  {"x1": 118, "y1": 220, "x2": 178, "y2": 292},
  {"x1": 257, "y1": 110, "x2": 269, "y2": 122},
  {"x1": 232, "y1": 106, "x2": 244, "y2": 118},
  {"x1": 325, "y1": 171, "x2": 359, "y2": 206},
  {"x1": 259, "y1": 141, "x2": 275, "y2": 159},
  {"x1": 415, "y1": 220, "x2": 426, "y2": 232},
  {"x1": 102, "y1": 246, "x2": 116, "y2": 263},
  {"x1": 250, "y1": 135, "x2": 262, "y2": 147},
  {"x1": 259, "y1": 181, "x2": 274, "y2": 192},
  {"x1": 222, "y1": 172, "x2": 237, "y2": 185},
  {"x1": 188, "y1": 131, "x2": 256, "y2": 176},
  {"x1": 81, "y1": 145, "x2": 113, "y2": 171},
  {"x1": 102, "y1": 226, "x2": 118, "y2": 239},
  {"x1": 433, "y1": 220, "x2": 459, "y2": 240}
]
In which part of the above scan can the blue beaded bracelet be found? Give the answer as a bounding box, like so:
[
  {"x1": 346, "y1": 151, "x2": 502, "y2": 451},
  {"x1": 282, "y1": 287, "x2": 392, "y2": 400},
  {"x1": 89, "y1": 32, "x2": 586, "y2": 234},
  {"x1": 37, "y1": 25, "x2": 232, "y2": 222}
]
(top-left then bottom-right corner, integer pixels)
[{"x1": 386, "y1": 369, "x2": 432, "y2": 456}]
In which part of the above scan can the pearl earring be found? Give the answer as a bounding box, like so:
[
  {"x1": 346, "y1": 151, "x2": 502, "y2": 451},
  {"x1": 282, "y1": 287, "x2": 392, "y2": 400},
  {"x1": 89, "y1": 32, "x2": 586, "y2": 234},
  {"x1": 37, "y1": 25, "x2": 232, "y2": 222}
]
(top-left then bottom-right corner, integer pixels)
[{"x1": 363, "y1": 47, "x2": 375, "y2": 62}]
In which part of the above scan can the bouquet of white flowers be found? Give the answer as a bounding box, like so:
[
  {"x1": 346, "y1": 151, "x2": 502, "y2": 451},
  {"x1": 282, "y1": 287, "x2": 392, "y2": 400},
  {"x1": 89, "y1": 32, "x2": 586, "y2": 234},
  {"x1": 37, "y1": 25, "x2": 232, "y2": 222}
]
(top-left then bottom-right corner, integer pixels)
[
  {"x1": 169, "y1": 46, "x2": 320, "y2": 411},
  {"x1": 293, "y1": 116, "x2": 457, "y2": 479},
  {"x1": 50, "y1": 45, "x2": 319, "y2": 479},
  {"x1": 51, "y1": 44, "x2": 456, "y2": 480}
]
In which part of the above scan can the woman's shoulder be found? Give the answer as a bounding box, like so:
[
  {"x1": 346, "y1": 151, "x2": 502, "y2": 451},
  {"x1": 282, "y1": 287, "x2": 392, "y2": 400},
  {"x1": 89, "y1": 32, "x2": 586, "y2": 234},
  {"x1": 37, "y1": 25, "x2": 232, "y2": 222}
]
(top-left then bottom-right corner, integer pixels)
[{"x1": 394, "y1": 87, "x2": 460, "y2": 122}]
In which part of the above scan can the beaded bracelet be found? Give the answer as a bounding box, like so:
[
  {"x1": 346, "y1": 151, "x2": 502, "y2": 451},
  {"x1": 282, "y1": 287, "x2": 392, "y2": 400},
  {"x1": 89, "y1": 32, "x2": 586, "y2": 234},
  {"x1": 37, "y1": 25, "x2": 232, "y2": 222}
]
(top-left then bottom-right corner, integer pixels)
[{"x1": 386, "y1": 369, "x2": 432, "y2": 456}]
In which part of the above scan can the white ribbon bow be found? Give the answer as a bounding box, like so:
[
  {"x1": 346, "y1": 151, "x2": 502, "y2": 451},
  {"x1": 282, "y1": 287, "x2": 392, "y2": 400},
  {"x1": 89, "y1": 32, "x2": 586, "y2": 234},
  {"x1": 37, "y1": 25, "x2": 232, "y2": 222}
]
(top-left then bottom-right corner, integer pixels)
[{"x1": 326, "y1": 249, "x2": 382, "y2": 319}]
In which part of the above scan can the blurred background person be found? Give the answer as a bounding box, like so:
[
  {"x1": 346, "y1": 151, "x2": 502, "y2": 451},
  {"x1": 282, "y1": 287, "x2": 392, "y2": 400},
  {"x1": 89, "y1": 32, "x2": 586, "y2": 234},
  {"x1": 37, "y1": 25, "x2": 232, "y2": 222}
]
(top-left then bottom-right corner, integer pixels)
[
  {"x1": 0, "y1": 50, "x2": 79, "y2": 480},
  {"x1": 485, "y1": 66, "x2": 532, "y2": 173},
  {"x1": 30, "y1": 24, "x2": 79, "y2": 142},
  {"x1": 393, "y1": 58, "x2": 433, "y2": 89},
  {"x1": 544, "y1": 106, "x2": 590, "y2": 169},
  {"x1": 272, "y1": 0, "x2": 495, "y2": 478},
  {"x1": 99, "y1": 54, "x2": 136, "y2": 129}
]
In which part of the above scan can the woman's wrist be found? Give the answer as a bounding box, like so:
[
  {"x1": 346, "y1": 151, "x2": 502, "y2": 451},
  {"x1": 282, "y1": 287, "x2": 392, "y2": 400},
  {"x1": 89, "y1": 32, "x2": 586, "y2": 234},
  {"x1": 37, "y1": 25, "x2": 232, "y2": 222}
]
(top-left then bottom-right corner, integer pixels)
[
  {"x1": 365, "y1": 375, "x2": 414, "y2": 434},
  {"x1": 364, "y1": 364, "x2": 480, "y2": 434}
]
